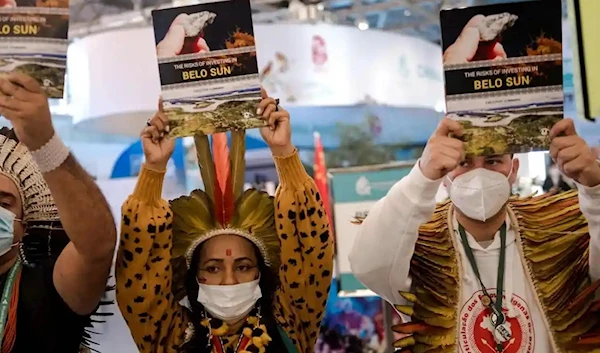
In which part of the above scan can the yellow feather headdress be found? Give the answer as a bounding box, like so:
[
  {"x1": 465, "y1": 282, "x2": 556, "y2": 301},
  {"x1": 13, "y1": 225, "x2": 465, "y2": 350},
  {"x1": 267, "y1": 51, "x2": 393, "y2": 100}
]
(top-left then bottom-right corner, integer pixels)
[{"x1": 169, "y1": 131, "x2": 279, "y2": 301}]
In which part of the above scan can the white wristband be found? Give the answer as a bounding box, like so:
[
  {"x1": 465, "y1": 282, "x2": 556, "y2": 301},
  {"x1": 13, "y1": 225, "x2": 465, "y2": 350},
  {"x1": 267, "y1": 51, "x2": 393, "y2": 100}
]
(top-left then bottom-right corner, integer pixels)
[{"x1": 30, "y1": 133, "x2": 70, "y2": 173}]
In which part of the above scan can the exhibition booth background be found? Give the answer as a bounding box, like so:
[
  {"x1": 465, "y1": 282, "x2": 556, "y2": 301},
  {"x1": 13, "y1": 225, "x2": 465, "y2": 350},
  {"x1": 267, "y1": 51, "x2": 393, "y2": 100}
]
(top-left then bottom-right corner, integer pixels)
[
  {"x1": 32, "y1": 22, "x2": 448, "y2": 353},
  {"x1": 28, "y1": 19, "x2": 596, "y2": 183},
  {"x1": 0, "y1": 17, "x2": 594, "y2": 353}
]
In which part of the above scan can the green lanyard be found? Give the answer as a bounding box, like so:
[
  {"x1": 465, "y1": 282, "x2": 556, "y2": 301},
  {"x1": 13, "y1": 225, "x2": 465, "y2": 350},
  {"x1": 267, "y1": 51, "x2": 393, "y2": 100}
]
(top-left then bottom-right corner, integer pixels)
[
  {"x1": 459, "y1": 223, "x2": 508, "y2": 352},
  {"x1": 0, "y1": 258, "x2": 20, "y2": 350}
]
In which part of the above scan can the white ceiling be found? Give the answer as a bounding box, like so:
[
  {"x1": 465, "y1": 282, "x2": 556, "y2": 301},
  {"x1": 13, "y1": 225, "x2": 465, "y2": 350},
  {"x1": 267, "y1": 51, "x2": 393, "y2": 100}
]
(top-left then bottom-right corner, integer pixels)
[{"x1": 68, "y1": 0, "x2": 556, "y2": 43}]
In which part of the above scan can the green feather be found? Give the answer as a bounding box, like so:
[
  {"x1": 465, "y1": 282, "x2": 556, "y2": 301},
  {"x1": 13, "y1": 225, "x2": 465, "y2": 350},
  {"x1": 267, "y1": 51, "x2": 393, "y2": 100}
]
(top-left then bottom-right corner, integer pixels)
[
  {"x1": 230, "y1": 130, "x2": 246, "y2": 201},
  {"x1": 194, "y1": 134, "x2": 216, "y2": 204}
]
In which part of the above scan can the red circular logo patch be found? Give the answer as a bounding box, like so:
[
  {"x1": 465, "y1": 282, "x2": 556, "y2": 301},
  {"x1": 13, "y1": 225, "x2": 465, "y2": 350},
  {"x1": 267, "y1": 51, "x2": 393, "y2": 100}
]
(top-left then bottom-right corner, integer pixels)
[{"x1": 459, "y1": 290, "x2": 534, "y2": 353}]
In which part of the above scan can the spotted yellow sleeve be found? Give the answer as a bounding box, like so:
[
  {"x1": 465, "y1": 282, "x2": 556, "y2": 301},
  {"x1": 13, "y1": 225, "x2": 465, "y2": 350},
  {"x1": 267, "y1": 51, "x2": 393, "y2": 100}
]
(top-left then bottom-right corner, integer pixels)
[
  {"x1": 272, "y1": 151, "x2": 334, "y2": 353},
  {"x1": 115, "y1": 165, "x2": 188, "y2": 353}
]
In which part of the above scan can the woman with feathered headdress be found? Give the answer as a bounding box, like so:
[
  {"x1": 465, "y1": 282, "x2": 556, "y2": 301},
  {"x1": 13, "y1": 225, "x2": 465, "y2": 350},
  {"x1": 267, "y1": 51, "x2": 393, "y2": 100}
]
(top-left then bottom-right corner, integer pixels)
[{"x1": 116, "y1": 89, "x2": 334, "y2": 353}]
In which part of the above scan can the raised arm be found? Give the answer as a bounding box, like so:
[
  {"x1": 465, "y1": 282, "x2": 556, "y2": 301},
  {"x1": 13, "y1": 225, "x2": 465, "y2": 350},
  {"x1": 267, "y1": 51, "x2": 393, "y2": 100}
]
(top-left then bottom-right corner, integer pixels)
[
  {"x1": 272, "y1": 151, "x2": 334, "y2": 353},
  {"x1": 115, "y1": 106, "x2": 188, "y2": 353},
  {"x1": 46, "y1": 155, "x2": 115, "y2": 315},
  {"x1": 0, "y1": 72, "x2": 116, "y2": 315},
  {"x1": 577, "y1": 184, "x2": 600, "y2": 282},
  {"x1": 254, "y1": 89, "x2": 334, "y2": 352},
  {"x1": 548, "y1": 118, "x2": 600, "y2": 282},
  {"x1": 349, "y1": 118, "x2": 464, "y2": 304},
  {"x1": 116, "y1": 166, "x2": 188, "y2": 353},
  {"x1": 349, "y1": 165, "x2": 442, "y2": 304}
]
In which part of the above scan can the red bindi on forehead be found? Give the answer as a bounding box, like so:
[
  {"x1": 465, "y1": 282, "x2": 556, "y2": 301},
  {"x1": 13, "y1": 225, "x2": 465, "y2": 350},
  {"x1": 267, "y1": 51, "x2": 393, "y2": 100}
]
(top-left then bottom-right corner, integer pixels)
[{"x1": 225, "y1": 249, "x2": 232, "y2": 256}]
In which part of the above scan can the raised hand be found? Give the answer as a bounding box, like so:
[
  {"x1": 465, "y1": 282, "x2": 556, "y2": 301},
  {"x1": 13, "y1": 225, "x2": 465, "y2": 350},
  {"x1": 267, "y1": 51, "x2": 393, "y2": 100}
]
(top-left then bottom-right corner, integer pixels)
[
  {"x1": 156, "y1": 13, "x2": 210, "y2": 58},
  {"x1": 549, "y1": 118, "x2": 600, "y2": 187},
  {"x1": 0, "y1": 72, "x2": 54, "y2": 151},
  {"x1": 141, "y1": 99, "x2": 175, "y2": 171},
  {"x1": 258, "y1": 88, "x2": 294, "y2": 157},
  {"x1": 443, "y1": 15, "x2": 507, "y2": 65},
  {"x1": 419, "y1": 117, "x2": 465, "y2": 180}
]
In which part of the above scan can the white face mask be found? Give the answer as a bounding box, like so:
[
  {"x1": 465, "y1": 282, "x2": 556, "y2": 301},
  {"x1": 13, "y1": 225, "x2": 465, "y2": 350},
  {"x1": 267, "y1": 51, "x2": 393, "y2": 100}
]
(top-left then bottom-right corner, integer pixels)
[
  {"x1": 196, "y1": 279, "x2": 262, "y2": 323},
  {"x1": 448, "y1": 167, "x2": 512, "y2": 222}
]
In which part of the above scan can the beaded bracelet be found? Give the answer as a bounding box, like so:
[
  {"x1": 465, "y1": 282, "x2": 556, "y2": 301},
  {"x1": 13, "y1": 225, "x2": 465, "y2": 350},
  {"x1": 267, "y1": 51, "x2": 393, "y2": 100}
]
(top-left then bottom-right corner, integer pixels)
[{"x1": 30, "y1": 133, "x2": 70, "y2": 173}]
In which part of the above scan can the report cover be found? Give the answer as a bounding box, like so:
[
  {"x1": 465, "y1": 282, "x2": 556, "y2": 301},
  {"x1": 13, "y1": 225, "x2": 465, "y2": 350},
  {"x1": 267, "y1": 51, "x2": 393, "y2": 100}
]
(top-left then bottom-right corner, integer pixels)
[
  {"x1": 0, "y1": 0, "x2": 69, "y2": 99},
  {"x1": 152, "y1": 0, "x2": 265, "y2": 138},
  {"x1": 440, "y1": 0, "x2": 563, "y2": 156}
]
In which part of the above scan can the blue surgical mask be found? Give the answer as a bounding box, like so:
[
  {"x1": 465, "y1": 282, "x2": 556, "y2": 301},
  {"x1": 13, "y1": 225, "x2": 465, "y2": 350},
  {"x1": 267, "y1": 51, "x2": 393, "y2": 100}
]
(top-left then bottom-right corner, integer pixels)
[{"x1": 0, "y1": 207, "x2": 18, "y2": 256}]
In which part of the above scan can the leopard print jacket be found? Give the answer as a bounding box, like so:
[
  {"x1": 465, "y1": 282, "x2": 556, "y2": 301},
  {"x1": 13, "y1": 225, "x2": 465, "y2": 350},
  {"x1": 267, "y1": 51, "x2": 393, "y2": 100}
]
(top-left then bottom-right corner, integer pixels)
[{"x1": 115, "y1": 152, "x2": 334, "y2": 353}]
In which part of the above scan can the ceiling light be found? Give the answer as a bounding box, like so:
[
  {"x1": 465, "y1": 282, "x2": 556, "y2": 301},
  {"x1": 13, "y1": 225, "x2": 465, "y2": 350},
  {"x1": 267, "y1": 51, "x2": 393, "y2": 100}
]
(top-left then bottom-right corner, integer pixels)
[{"x1": 357, "y1": 20, "x2": 369, "y2": 30}]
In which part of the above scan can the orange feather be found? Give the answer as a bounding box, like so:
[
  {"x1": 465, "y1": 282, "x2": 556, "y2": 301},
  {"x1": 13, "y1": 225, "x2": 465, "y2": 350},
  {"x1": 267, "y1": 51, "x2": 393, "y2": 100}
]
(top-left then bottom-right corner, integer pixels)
[
  {"x1": 391, "y1": 322, "x2": 430, "y2": 334},
  {"x1": 212, "y1": 133, "x2": 234, "y2": 226},
  {"x1": 568, "y1": 278, "x2": 600, "y2": 310},
  {"x1": 591, "y1": 299, "x2": 600, "y2": 312},
  {"x1": 576, "y1": 334, "x2": 600, "y2": 345}
]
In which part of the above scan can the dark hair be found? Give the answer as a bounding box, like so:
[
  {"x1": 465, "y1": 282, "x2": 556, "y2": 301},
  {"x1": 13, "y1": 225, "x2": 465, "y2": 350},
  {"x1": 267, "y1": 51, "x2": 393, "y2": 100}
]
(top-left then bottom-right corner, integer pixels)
[
  {"x1": 181, "y1": 241, "x2": 279, "y2": 352},
  {"x1": 346, "y1": 336, "x2": 366, "y2": 353},
  {"x1": 321, "y1": 328, "x2": 343, "y2": 350},
  {"x1": 0, "y1": 127, "x2": 19, "y2": 142}
]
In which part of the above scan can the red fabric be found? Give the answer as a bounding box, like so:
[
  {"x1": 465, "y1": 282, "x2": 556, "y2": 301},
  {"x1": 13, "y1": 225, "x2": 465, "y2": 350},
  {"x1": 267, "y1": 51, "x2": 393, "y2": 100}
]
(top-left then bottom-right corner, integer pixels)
[
  {"x1": 3, "y1": 268, "x2": 20, "y2": 353},
  {"x1": 212, "y1": 133, "x2": 234, "y2": 226},
  {"x1": 210, "y1": 334, "x2": 251, "y2": 353},
  {"x1": 313, "y1": 133, "x2": 334, "y2": 244}
]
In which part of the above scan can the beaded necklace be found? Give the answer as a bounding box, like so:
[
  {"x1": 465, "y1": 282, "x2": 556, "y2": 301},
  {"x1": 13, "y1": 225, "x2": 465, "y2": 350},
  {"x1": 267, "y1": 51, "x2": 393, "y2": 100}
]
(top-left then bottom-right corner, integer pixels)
[{"x1": 200, "y1": 309, "x2": 272, "y2": 353}]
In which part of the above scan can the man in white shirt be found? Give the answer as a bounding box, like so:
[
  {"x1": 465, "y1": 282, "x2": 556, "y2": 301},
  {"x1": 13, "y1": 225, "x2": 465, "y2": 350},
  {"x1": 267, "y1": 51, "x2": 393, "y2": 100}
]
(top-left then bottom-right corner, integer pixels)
[{"x1": 349, "y1": 117, "x2": 600, "y2": 353}]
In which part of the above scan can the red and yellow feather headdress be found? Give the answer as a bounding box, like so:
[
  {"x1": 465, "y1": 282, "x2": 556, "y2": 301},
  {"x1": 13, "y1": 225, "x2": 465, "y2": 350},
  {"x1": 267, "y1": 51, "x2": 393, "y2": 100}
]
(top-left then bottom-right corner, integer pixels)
[{"x1": 169, "y1": 131, "x2": 279, "y2": 301}]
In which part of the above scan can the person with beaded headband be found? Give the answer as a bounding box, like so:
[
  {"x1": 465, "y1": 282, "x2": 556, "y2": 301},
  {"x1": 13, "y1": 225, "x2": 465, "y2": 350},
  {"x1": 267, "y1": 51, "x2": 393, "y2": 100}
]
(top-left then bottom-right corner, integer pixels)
[
  {"x1": 0, "y1": 72, "x2": 117, "y2": 352},
  {"x1": 350, "y1": 117, "x2": 600, "y2": 353},
  {"x1": 116, "y1": 90, "x2": 334, "y2": 353}
]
